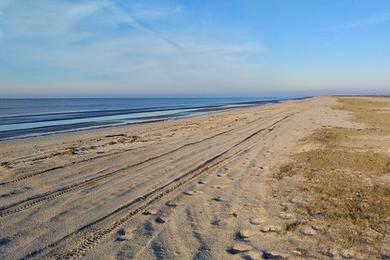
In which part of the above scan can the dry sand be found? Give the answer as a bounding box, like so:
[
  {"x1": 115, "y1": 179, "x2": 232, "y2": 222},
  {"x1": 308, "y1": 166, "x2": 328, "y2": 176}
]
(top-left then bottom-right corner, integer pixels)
[{"x1": 0, "y1": 97, "x2": 388, "y2": 259}]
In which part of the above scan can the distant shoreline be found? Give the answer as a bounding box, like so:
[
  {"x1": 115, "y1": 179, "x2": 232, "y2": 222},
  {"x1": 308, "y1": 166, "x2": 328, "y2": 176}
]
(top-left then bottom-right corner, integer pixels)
[{"x1": 0, "y1": 97, "x2": 311, "y2": 141}]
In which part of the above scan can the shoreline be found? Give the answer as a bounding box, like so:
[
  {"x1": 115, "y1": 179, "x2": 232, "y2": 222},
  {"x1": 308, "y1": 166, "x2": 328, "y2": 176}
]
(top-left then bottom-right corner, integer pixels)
[
  {"x1": 0, "y1": 97, "x2": 311, "y2": 143},
  {"x1": 0, "y1": 98, "x2": 291, "y2": 142},
  {"x1": 0, "y1": 96, "x2": 388, "y2": 259}
]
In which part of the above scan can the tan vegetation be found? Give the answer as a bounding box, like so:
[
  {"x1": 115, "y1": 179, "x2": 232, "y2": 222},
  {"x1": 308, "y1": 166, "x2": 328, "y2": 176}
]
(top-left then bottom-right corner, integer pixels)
[{"x1": 273, "y1": 97, "x2": 390, "y2": 258}]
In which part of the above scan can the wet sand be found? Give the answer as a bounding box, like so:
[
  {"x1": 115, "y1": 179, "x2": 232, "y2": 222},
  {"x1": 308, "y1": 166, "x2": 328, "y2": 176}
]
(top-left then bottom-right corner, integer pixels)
[{"x1": 0, "y1": 96, "x2": 388, "y2": 259}]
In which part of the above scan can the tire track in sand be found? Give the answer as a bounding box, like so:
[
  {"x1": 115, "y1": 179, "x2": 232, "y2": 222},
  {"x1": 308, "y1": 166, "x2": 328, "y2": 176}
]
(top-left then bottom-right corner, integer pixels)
[
  {"x1": 1, "y1": 115, "x2": 269, "y2": 186},
  {"x1": 21, "y1": 113, "x2": 293, "y2": 260},
  {"x1": 1, "y1": 116, "x2": 274, "y2": 218}
]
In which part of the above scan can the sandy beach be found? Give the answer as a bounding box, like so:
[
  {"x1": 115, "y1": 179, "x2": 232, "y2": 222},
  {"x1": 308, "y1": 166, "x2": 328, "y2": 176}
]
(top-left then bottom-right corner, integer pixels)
[{"x1": 0, "y1": 96, "x2": 389, "y2": 259}]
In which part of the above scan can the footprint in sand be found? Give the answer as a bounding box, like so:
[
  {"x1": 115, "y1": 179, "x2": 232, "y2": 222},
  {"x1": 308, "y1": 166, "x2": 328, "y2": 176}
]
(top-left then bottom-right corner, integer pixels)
[
  {"x1": 278, "y1": 212, "x2": 295, "y2": 220},
  {"x1": 280, "y1": 202, "x2": 290, "y2": 211},
  {"x1": 211, "y1": 196, "x2": 224, "y2": 202},
  {"x1": 0, "y1": 238, "x2": 10, "y2": 246},
  {"x1": 227, "y1": 243, "x2": 252, "y2": 254},
  {"x1": 183, "y1": 190, "x2": 195, "y2": 196},
  {"x1": 249, "y1": 218, "x2": 263, "y2": 225},
  {"x1": 243, "y1": 250, "x2": 261, "y2": 260},
  {"x1": 155, "y1": 216, "x2": 167, "y2": 224},
  {"x1": 166, "y1": 201, "x2": 177, "y2": 208},
  {"x1": 340, "y1": 249, "x2": 358, "y2": 259},
  {"x1": 300, "y1": 226, "x2": 316, "y2": 236},
  {"x1": 237, "y1": 229, "x2": 257, "y2": 239},
  {"x1": 0, "y1": 162, "x2": 12, "y2": 169},
  {"x1": 143, "y1": 209, "x2": 158, "y2": 215},
  {"x1": 260, "y1": 225, "x2": 283, "y2": 233},
  {"x1": 262, "y1": 250, "x2": 289, "y2": 259},
  {"x1": 320, "y1": 248, "x2": 339, "y2": 258},
  {"x1": 210, "y1": 217, "x2": 222, "y2": 226},
  {"x1": 116, "y1": 228, "x2": 132, "y2": 241}
]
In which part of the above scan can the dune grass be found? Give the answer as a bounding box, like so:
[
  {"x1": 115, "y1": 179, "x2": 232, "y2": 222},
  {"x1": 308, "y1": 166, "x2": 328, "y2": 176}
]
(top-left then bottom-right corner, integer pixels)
[{"x1": 273, "y1": 97, "x2": 390, "y2": 257}]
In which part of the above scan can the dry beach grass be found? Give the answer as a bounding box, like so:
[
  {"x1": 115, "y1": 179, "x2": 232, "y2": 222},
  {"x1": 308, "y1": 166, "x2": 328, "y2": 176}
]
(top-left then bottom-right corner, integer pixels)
[{"x1": 273, "y1": 97, "x2": 390, "y2": 259}]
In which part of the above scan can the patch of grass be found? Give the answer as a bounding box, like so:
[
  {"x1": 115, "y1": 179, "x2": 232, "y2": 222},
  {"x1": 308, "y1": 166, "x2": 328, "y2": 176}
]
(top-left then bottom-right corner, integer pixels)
[
  {"x1": 0, "y1": 161, "x2": 12, "y2": 169},
  {"x1": 338, "y1": 98, "x2": 390, "y2": 130},
  {"x1": 302, "y1": 127, "x2": 368, "y2": 147},
  {"x1": 294, "y1": 149, "x2": 390, "y2": 175},
  {"x1": 296, "y1": 165, "x2": 390, "y2": 247},
  {"x1": 273, "y1": 97, "x2": 390, "y2": 255},
  {"x1": 280, "y1": 148, "x2": 390, "y2": 251},
  {"x1": 273, "y1": 163, "x2": 297, "y2": 180},
  {"x1": 118, "y1": 135, "x2": 142, "y2": 144},
  {"x1": 51, "y1": 146, "x2": 78, "y2": 157},
  {"x1": 303, "y1": 127, "x2": 349, "y2": 147}
]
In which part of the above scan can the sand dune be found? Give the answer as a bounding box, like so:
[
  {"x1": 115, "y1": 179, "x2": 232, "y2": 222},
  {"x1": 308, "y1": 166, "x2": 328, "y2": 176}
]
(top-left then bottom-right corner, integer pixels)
[{"x1": 0, "y1": 97, "x2": 388, "y2": 259}]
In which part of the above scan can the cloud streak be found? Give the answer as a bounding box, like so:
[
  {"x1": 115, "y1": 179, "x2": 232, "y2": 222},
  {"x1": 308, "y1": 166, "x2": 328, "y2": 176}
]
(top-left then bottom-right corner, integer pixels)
[
  {"x1": 110, "y1": 0, "x2": 182, "y2": 49},
  {"x1": 328, "y1": 13, "x2": 390, "y2": 31},
  {"x1": 0, "y1": 0, "x2": 266, "y2": 96}
]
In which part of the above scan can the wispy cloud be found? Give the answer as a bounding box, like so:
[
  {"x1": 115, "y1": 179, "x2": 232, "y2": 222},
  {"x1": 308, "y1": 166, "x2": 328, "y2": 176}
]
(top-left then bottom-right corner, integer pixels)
[
  {"x1": 328, "y1": 13, "x2": 390, "y2": 31},
  {"x1": 0, "y1": 0, "x2": 266, "y2": 95},
  {"x1": 110, "y1": 0, "x2": 182, "y2": 49}
]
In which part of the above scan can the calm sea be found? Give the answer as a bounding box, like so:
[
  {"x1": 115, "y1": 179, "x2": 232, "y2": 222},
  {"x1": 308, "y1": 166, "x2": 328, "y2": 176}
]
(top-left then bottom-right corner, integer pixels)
[{"x1": 0, "y1": 97, "x2": 299, "y2": 141}]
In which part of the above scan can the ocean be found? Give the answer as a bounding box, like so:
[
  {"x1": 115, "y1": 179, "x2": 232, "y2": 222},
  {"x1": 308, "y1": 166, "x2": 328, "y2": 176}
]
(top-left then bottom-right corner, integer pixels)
[{"x1": 0, "y1": 97, "x2": 299, "y2": 141}]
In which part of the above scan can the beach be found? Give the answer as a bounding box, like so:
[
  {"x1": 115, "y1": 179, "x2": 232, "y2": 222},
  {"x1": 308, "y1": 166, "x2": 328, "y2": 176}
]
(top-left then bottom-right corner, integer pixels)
[{"x1": 0, "y1": 96, "x2": 389, "y2": 259}]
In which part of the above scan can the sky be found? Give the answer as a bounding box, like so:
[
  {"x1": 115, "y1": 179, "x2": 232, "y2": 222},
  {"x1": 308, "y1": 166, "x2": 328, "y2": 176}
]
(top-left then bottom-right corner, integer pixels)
[{"x1": 0, "y1": 0, "x2": 389, "y2": 97}]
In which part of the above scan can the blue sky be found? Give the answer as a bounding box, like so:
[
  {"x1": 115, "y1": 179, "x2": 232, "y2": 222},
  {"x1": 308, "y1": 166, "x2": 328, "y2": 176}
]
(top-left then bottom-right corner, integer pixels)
[{"x1": 0, "y1": 0, "x2": 389, "y2": 97}]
